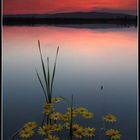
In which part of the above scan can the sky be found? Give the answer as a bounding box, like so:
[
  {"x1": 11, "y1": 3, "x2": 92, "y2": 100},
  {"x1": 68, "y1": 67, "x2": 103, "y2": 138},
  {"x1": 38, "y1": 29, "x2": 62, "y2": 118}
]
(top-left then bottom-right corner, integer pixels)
[{"x1": 3, "y1": 0, "x2": 137, "y2": 15}]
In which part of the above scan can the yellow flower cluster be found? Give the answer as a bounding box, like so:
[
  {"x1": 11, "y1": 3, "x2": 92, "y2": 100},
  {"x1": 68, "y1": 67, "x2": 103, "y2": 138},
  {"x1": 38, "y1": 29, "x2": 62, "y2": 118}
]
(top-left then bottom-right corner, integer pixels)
[
  {"x1": 38, "y1": 124, "x2": 52, "y2": 136},
  {"x1": 19, "y1": 129, "x2": 34, "y2": 139},
  {"x1": 52, "y1": 124, "x2": 63, "y2": 131},
  {"x1": 59, "y1": 108, "x2": 79, "y2": 122},
  {"x1": 72, "y1": 125, "x2": 96, "y2": 138},
  {"x1": 19, "y1": 122, "x2": 37, "y2": 139},
  {"x1": 38, "y1": 123, "x2": 63, "y2": 136},
  {"x1": 76, "y1": 107, "x2": 94, "y2": 119},
  {"x1": 73, "y1": 126, "x2": 84, "y2": 138},
  {"x1": 62, "y1": 107, "x2": 93, "y2": 120},
  {"x1": 61, "y1": 114, "x2": 70, "y2": 122},
  {"x1": 18, "y1": 96, "x2": 121, "y2": 140},
  {"x1": 43, "y1": 104, "x2": 94, "y2": 123},
  {"x1": 64, "y1": 123, "x2": 95, "y2": 138},
  {"x1": 103, "y1": 114, "x2": 117, "y2": 123},
  {"x1": 66, "y1": 109, "x2": 78, "y2": 118},
  {"x1": 43, "y1": 103, "x2": 54, "y2": 115},
  {"x1": 106, "y1": 129, "x2": 121, "y2": 140},
  {"x1": 43, "y1": 97, "x2": 63, "y2": 116}
]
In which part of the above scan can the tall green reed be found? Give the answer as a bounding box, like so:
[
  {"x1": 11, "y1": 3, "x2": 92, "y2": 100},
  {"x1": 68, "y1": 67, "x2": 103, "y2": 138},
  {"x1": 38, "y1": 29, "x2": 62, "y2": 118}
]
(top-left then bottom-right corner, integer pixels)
[{"x1": 36, "y1": 40, "x2": 59, "y2": 103}]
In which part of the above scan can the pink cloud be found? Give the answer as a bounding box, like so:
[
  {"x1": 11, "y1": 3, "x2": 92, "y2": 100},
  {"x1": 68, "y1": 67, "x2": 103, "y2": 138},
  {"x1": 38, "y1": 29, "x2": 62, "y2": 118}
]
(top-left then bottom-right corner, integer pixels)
[{"x1": 3, "y1": 0, "x2": 137, "y2": 15}]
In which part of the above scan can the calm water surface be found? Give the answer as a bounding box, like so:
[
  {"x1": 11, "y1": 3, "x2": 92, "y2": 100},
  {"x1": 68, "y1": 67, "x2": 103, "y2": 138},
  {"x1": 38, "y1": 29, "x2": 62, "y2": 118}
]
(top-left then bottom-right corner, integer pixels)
[{"x1": 3, "y1": 26, "x2": 137, "y2": 140}]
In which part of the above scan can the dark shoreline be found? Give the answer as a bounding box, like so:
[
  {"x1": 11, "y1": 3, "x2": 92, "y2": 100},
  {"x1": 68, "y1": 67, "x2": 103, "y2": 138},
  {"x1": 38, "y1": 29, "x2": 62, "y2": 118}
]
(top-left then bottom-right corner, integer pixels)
[{"x1": 3, "y1": 17, "x2": 137, "y2": 26}]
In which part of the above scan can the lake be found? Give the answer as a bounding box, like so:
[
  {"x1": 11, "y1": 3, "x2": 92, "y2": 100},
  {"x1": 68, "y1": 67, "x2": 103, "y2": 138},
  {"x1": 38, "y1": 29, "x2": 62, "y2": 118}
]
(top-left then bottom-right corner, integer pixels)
[{"x1": 3, "y1": 25, "x2": 138, "y2": 140}]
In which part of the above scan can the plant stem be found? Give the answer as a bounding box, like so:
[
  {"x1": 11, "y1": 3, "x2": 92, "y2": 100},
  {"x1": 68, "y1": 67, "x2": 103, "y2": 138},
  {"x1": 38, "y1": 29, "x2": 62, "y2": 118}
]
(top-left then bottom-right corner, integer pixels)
[
  {"x1": 70, "y1": 95, "x2": 74, "y2": 140},
  {"x1": 8, "y1": 129, "x2": 21, "y2": 140},
  {"x1": 41, "y1": 114, "x2": 46, "y2": 126}
]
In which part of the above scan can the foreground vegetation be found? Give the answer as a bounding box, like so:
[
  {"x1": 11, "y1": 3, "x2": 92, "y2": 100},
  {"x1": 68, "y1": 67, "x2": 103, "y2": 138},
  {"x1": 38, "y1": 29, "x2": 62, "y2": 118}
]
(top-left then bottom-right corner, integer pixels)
[{"x1": 8, "y1": 41, "x2": 122, "y2": 140}]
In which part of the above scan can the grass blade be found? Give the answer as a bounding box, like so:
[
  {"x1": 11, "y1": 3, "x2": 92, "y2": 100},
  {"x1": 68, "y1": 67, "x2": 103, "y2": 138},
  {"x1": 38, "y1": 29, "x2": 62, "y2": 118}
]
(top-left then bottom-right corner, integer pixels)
[
  {"x1": 47, "y1": 57, "x2": 51, "y2": 102},
  {"x1": 8, "y1": 129, "x2": 21, "y2": 140},
  {"x1": 51, "y1": 46, "x2": 59, "y2": 94},
  {"x1": 70, "y1": 95, "x2": 74, "y2": 140},
  {"x1": 37, "y1": 41, "x2": 59, "y2": 103},
  {"x1": 38, "y1": 40, "x2": 49, "y2": 100},
  {"x1": 36, "y1": 70, "x2": 48, "y2": 102}
]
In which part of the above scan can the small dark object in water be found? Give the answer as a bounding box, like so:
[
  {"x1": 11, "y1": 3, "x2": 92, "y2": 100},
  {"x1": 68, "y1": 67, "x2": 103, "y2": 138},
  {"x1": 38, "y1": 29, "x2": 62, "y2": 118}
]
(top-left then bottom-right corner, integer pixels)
[{"x1": 101, "y1": 85, "x2": 103, "y2": 90}]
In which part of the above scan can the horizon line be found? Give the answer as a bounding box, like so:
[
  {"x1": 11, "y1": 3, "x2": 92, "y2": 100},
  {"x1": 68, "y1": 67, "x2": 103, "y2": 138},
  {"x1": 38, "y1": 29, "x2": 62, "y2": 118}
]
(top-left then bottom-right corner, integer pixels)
[{"x1": 3, "y1": 9, "x2": 137, "y2": 16}]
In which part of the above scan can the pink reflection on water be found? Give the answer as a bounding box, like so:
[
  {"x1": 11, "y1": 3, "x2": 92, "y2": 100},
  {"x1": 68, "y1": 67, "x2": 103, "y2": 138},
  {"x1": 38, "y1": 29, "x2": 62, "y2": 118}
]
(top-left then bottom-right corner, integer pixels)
[{"x1": 3, "y1": 26, "x2": 137, "y2": 59}]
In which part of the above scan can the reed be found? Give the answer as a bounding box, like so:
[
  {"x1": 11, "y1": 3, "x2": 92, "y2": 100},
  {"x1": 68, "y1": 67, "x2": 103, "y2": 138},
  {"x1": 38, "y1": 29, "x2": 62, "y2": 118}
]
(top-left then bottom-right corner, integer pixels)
[{"x1": 36, "y1": 40, "x2": 59, "y2": 103}]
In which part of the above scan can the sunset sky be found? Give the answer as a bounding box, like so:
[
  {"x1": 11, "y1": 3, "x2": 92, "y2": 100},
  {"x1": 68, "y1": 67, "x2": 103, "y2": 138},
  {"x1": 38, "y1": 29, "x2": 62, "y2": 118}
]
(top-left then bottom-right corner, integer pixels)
[{"x1": 3, "y1": 0, "x2": 137, "y2": 15}]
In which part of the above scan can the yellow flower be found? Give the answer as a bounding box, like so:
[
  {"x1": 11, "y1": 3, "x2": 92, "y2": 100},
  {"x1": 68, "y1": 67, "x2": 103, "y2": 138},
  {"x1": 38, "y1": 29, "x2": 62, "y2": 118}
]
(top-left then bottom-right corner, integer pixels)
[
  {"x1": 103, "y1": 114, "x2": 117, "y2": 123},
  {"x1": 19, "y1": 128, "x2": 34, "y2": 139},
  {"x1": 23, "y1": 122, "x2": 37, "y2": 129},
  {"x1": 72, "y1": 111, "x2": 78, "y2": 117},
  {"x1": 50, "y1": 112, "x2": 62, "y2": 120},
  {"x1": 82, "y1": 112, "x2": 93, "y2": 119},
  {"x1": 44, "y1": 103, "x2": 54, "y2": 109},
  {"x1": 84, "y1": 127, "x2": 96, "y2": 137},
  {"x1": 73, "y1": 127, "x2": 84, "y2": 138},
  {"x1": 61, "y1": 114, "x2": 70, "y2": 122},
  {"x1": 43, "y1": 124, "x2": 52, "y2": 131},
  {"x1": 43, "y1": 109, "x2": 53, "y2": 115},
  {"x1": 76, "y1": 107, "x2": 88, "y2": 114},
  {"x1": 65, "y1": 122, "x2": 70, "y2": 129},
  {"x1": 72, "y1": 124, "x2": 80, "y2": 132},
  {"x1": 44, "y1": 135, "x2": 60, "y2": 140},
  {"x1": 43, "y1": 103, "x2": 54, "y2": 115},
  {"x1": 106, "y1": 129, "x2": 121, "y2": 140},
  {"x1": 51, "y1": 97, "x2": 62, "y2": 103},
  {"x1": 66, "y1": 108, "x2": 79, "y2": 118},
  {"x1": 52, "y1": 124, "x2": 63, "y2": 131},
  {"x1": 38, "y1": 124, "x2": 53, "y2": 135},
  {"x1": 38, "y1": 127, "x2": 46, "y2": 135},
  {"x1": 66, "y1": 111, "x2": 78, "y2": 118}
]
